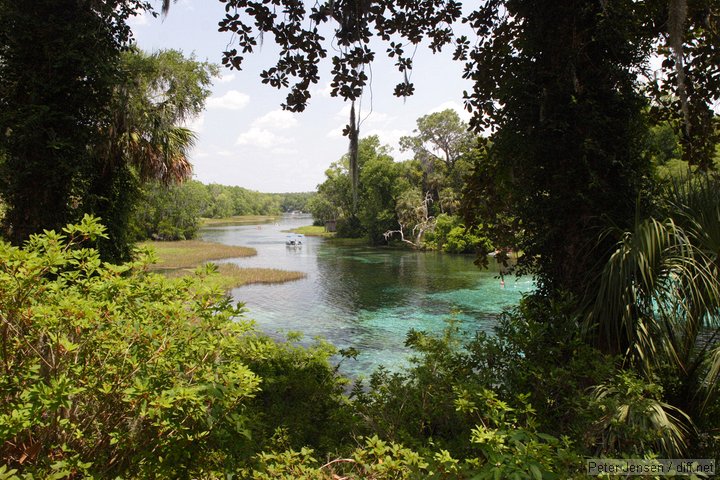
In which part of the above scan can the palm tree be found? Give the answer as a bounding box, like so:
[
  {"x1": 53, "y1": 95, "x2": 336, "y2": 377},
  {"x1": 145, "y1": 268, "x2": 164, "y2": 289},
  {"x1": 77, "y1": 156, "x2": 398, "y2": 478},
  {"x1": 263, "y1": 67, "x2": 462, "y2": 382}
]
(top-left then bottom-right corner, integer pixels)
[
  {"x1": 583, "y1": 174, "x2": 720, "y2": 452},
  {"x1": 102, "y1": 48, "x2": 212, "y2": 183},
  {"x1": 89, "y1": 48, "x2": 214, "y2": 260}
]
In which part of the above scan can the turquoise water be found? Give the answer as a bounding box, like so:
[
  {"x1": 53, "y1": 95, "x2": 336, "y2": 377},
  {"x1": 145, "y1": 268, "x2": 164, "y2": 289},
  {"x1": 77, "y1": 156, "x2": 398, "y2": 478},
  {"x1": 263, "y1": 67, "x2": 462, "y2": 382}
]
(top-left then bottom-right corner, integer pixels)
[{"x1": 200, "y1": 215, "x2": 533, "y2": 376}]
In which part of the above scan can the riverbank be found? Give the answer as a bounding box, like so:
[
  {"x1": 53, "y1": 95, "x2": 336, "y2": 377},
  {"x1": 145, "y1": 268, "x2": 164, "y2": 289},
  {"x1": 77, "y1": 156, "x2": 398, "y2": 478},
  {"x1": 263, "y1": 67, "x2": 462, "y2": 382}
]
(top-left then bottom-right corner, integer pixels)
[
  {"x1": 200, "y1": 215, "x2": 279, "y2": 227},
  {"x1": 138, "y1": 239, "x2": 306, "y2": 289},
  {"x1": 286, "y1": 225, "x2": 335, "y2": 238}
]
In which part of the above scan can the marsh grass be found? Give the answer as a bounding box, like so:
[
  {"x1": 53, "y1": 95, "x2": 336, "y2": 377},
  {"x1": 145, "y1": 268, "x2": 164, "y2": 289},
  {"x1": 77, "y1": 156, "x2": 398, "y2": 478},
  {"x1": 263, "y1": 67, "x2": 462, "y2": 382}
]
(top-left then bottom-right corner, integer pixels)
[
  {"x1": 138, "y1": 239, "x2": 305, "y2": 289},
  {"x1": 167, "y1": 263, "x2": 306, "y2": 290},
  {"x1": 138, "y1": 240, "x2": 256, "y2": 269}
]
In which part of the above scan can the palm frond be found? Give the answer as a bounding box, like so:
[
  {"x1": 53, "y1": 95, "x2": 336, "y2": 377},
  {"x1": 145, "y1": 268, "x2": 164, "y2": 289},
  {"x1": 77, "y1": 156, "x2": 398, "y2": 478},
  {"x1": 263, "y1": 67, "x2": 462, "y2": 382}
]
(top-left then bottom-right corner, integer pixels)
[
  {"x1": 586, "y1": 174, "x2": 720, "y2": 412},
  {"x1": 592, "y1": 372, "x2": 694, "y2": 456},
  {"x1": 125, "y1": 126, "x2": 195, "y2": 184}
]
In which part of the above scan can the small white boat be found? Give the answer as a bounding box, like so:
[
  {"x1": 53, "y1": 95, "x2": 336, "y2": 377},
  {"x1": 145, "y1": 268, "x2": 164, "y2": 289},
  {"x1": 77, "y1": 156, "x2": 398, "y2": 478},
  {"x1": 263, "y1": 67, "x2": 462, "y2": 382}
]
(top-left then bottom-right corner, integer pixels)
[{"x1": 285, "y1": 233, "x2": 305, "y2": 246}]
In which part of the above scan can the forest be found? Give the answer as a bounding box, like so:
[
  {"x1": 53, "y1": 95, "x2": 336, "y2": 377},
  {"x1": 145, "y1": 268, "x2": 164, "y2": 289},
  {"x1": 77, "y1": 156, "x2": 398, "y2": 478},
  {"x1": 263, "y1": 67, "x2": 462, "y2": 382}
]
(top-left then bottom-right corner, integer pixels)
[
  {"x1": 130, "y1": 180, "x2": 313, "y2": 240},
  {"x1": 1, "y1": 0, "x2": 719, "y2": 478}
]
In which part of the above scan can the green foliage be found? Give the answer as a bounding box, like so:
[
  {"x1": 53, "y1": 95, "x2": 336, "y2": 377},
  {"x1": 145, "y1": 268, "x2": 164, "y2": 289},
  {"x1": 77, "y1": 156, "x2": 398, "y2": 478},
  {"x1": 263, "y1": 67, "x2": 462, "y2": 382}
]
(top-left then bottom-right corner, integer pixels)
[
  {"x1": 399, "y1": 109, "x2": 475, "y2": 183},
  {"x1": 358, "y1": 144, "x2": 405, "y2": 244},
  {"x1": 590, "y1": 372, "x2": 693, "y2": 457},
  {"x1": 459, "y1": 389, "x2": 581, "y2": 479},
  {"x1": 424, "y1": 214, "x2": 493, "y2": 254},
  {"x1": 194, "y1": 184, "x2": 309, "y2": 219},
  {"x1": 312, "y1": 118, "x2": 485, "y2": 250},
  {"x1": 584, "y1": 173, "x2": 720, "y2": 453},
  {"x1": 5, "y1": 218, "x2": 707, "y2": 475},
  {"x1": 130, "y1": 180, "x2": 207, "y2": 240},
  {"x1": 128, "y1": 180, "x2": 314, "y2": 241},
  {"x1": 239, "y1": 334, "x2": 353, "y2": 454},
  {"x1": 351, "y1": 322, "x2": 481, "y2": 454},
  {"x1": 0, "y1": 21, "x2": 216, "y2": 260},
  {"x1": 262, "y1": 316, "x2": 585, "y2": 479},
  {"x1": 464, "y1": 1, "x2": 654, "y2": 296},
  {"x1": 86, "y1": 48, "x2": 216, "y2": 260},
  {"x1": 278, "y1": 192, "x2": 315, "y2": 213},
  {"x1": 0, "y1": 0, "x2": 150, "y2": 243},
  {"x1": 247, "y1": 437, "x2": 431, "y2": 480},
  {"x1": 306, "y1": 193, "x2": 336, "y2": 225},
  {"x1": 312, "y1": 136, "x2": 399, "y2": 240},
  {"x1": 647, "y1": 122, "x2": 682, "y2": 167},
  {"x1": 0, "y1": 216, "x2": 264, "y2": 477},
  {"x1": 494, "y1": 296, "x2": 617, "y2": 438}
]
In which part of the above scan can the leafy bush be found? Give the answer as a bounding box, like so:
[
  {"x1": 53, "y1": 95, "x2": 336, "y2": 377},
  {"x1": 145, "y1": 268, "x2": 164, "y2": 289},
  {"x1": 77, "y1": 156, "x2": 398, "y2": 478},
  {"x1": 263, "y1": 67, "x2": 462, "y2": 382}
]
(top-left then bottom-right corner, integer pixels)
[
  {"x1": 246, "y1": 436, "x2": 430, "y2": 480},
  {"x1": 0, "y1": 216, "x2": 356, "y2": 478},
  {"x1": 4, "y1": 216, "x2": 701, "y2": 478},
  {"x1": 589, "y1": 371, "x2": 693, "y2": 457},
  {"x1": 443, "y1": 225, "x2": 492, "y2": 254},
  {"x1": 0, "y1": 216, "x2": 260, "y2": 477},
  {"x1": 423, "y1": 213, "x2": 457, "y2": 249},
  {"x1": 350, "y1": 322, "x2": 480, "y2": 454},
  {"x1": 240, "y1": 333, "x2": 354, "y2": 454},
  {"x1": 425, "y1": 214, "x2": 493, "y2": 253},
  {"x1": 480, "y1": 294, "x2": 617, "y2": 439},
  {"x1": 335, "y1": 215, "x2": 364, "y2": 238},
  {"x1": 349, "y1": 314, "x2": 591, "y2": 477}
]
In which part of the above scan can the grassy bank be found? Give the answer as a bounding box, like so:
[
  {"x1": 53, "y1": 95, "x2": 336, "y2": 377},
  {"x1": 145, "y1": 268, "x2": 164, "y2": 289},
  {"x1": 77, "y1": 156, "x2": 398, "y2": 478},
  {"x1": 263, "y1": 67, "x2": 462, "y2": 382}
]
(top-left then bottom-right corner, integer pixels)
[
  {"x1": 286, "y1": 225, "x2": 335, "y2": 238},
  {"x1": 138, "y1": 239, "x2": 305, "y2": 289},
  {"x1": 200, "y1": 215, "x2": 278, "y2": 227},
  {"x1": 138, "y1": 239, "x2": 256, "y2": 269}
]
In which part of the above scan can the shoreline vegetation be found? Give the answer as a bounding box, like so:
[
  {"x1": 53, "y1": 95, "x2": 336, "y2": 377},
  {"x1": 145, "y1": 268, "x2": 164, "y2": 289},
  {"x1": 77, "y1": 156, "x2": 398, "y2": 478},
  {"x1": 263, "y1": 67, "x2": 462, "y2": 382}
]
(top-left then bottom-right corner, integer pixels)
[
  {"x1": 200, "y1": 215, "x2": 279, "y2": 227},
  {"x1": 285, "y1": 224, "x2": 335, "y2": 238},
  {"x1": 138, "y1": 239, "x2": 306, "y2": 289}
]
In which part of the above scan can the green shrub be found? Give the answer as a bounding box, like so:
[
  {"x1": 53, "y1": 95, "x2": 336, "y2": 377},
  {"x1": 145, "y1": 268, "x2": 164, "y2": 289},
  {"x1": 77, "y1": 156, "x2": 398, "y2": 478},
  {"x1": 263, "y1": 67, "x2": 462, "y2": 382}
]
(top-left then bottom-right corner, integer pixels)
[
  {"x1": 589, "y1": 371, "x2": 693, "y2": 457},
  {"x1": 240, "y1": 333, "x2": 354, "y2": 454},
  {"x1": 0, "y1": 216, "x2": 261, "y2": 478},
  {"x1": 425, "y1": 214, "x2": 493, "y2": 253},
  {"x1": 443, "y1": 226, "x2": 492, "y2": 254},
  {"x1": 0, "y1": 216, "x2": 358, "y2": 478}
]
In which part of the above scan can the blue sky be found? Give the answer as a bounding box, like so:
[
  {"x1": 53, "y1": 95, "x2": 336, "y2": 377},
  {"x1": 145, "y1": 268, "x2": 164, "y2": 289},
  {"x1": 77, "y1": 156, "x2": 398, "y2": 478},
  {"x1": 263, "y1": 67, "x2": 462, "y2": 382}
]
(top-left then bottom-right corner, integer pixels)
[{"x1": 130, "y1": 0, "x2": 474, "y2": 192}]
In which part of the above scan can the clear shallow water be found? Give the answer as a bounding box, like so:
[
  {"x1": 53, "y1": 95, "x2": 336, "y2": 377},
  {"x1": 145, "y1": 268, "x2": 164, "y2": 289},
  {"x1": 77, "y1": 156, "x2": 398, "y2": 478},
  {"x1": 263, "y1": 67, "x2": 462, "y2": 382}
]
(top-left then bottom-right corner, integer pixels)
[{"x1": 200, "y1": 215, "x2": 533, "y2": 376}]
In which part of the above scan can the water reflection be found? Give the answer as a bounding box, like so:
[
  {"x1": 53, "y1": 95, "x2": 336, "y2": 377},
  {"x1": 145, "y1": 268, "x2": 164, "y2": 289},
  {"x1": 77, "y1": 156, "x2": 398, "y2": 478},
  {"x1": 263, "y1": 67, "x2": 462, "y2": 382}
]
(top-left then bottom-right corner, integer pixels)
[{"x1": 199, "y1": 215, "x2": 532, "y2": 375}]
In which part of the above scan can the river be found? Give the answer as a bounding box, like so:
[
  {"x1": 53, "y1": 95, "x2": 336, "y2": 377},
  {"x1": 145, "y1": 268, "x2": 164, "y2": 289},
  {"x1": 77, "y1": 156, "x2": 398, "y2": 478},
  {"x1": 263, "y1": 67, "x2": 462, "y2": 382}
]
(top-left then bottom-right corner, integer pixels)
[{"x1": 200, "y1": 214, "x2": 533, "y2": 376}]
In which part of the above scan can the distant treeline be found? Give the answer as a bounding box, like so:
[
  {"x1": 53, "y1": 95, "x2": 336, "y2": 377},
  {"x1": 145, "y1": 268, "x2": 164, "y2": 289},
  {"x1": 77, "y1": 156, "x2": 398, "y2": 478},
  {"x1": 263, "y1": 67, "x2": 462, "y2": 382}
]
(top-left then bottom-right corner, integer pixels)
[{"x1": 130, "y1": 180, "x2": 314, "y2": 240}]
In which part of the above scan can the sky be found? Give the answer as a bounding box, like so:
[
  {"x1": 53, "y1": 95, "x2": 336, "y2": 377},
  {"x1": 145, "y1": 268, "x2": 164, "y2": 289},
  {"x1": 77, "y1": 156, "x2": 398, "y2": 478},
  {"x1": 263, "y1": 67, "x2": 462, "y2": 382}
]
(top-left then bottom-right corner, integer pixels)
[{"x1": 129, "y1": 0, "x2": 474, "y2": 193}]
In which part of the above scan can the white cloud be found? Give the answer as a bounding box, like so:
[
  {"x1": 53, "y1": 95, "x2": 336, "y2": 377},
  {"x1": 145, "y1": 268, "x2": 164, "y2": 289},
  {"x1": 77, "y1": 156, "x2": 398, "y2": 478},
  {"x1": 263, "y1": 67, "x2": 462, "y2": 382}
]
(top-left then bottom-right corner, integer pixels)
[
  {"x1": 252, "y1": 109, "x2": 298, "y2": 130},
  {"x1": 183, "y1": 113, "x2": 205, "y2": 133},
  {"x1": 359, "y1": 111, "x2": 391, "y2": 128},
  {"x1": 327, "y1": 108, "x2": 394, "y2": 139},
  {"x1": 215, "y1": 73, "x2": 236, "y2": 84},
  {"x1": 429, "y1": 101, "x2": 472, "y2": 123},
  {"x1": 334, "y1": 104, "x2": 392, "y2": 128},
  {"x1": 364, "y1": 128, "x2": 409, "y2": 152},
  {"x1": 326, "y1": 125, "x2": 345, "y2": 138},
  {"x1": 233, "y1": 110, "x2": 298, "y2": 150},
  {"x1": 335, "y1": 103, "x2": 352, "y2": 118},
  {"x1": 236, "y1": 128, "x2": 291, "y2": 148},
  {"x1": 206, "y1": 90, "x2": 250, "y2": 110},
  {"x1": 175, "y1": 0, "x2": 194, "y2": 10},
  {"x1": 271, "y1": 147, "x2": 298, "y2": 156},
  {"x1": 193, "y1": 151, "x2": 210, "y2": 158},
  {"x1": 314, "y1": 82, "x2": 334, "y2": 98},
  {"x1": 216, "y1": 150, "x2": 235, "y2": 157}
]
